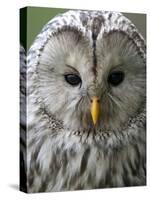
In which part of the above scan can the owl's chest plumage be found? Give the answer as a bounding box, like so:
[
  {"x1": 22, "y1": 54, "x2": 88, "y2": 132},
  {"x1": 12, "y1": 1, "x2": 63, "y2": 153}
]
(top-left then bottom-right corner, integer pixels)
[{"x1": 27, "y1": 106, "x2": 146, "y2": 192}]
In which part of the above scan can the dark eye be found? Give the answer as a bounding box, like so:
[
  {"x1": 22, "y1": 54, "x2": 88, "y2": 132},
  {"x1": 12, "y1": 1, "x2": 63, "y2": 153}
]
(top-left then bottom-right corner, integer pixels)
[
  {"x1": 64, "y1": 74, "x2": 82, "y2": 86},
  {"x1": 108, "y1": 71, "x2": 125, "y2": 86}
]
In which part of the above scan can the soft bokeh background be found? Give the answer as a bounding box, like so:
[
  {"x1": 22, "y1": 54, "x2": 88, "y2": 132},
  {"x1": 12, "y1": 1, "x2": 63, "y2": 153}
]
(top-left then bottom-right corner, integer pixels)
[{"x1": 24, "y1": 7, "x2": 146, "y2": 50}]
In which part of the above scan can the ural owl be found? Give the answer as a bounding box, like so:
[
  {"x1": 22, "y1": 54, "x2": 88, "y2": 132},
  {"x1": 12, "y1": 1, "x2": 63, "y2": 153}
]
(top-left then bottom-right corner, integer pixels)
[{"x1": 20, "y1": 10, "x2": 146, "y2": 193}]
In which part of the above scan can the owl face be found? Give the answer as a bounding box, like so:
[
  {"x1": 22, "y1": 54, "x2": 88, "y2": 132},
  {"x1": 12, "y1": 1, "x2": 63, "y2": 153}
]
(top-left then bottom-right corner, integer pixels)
[{"x1": 35, "y1": 11, "x2": 145, "y2": 133}]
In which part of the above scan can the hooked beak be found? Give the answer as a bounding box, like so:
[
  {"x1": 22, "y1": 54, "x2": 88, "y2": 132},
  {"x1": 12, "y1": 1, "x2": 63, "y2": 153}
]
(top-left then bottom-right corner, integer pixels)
[{"x1": 90, "y1": 96, "x2": 100, "y2": 125}]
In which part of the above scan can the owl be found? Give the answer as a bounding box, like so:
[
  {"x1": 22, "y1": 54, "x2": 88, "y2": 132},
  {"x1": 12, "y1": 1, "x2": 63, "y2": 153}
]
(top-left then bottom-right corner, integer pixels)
[{"x1": 24, "y1": 10, "x2": 146, "y2": 193}]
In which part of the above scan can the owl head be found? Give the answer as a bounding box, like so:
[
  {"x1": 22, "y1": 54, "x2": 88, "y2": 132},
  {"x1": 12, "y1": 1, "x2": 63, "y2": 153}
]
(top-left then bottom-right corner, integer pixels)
[{"x1": 28, "y1": 10, "x2": 146, "y2": 134}]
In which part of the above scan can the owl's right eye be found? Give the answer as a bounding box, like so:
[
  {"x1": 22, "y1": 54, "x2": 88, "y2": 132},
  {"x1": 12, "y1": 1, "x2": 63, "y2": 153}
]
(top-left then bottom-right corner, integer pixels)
[{"x1": 64, "y1": 74, "x2": 82, "y2": 86}]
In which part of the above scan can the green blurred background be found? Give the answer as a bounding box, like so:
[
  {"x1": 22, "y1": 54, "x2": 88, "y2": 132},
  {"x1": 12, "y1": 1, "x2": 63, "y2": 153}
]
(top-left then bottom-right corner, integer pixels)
[{"x1": 21, "y1": 7, "x2": 146, "y2": 50}]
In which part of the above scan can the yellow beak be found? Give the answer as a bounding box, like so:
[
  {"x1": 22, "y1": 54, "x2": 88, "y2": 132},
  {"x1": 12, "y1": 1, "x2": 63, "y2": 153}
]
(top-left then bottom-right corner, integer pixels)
[{"x1": 90, "y1": 96, "x2": 100, "y2": 125}]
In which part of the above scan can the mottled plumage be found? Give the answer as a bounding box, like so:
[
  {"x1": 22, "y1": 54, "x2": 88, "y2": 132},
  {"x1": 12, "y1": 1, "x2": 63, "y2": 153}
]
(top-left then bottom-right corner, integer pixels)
[
  {"x1": 20, "y1": 45, "x2": 27, "y2": 191},
  {"x1": 21, "y1": 10, "x2": 146, "y2": 193}
]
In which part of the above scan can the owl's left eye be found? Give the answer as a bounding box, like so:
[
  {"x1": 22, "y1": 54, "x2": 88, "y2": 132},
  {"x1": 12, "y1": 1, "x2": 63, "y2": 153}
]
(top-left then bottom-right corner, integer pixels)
[
  {"x1": 64, "y1": 74, "x2": 82, "y2": 86},
  {"x1": 108, "y1": 71, "x2": 125, "y2": 86}
]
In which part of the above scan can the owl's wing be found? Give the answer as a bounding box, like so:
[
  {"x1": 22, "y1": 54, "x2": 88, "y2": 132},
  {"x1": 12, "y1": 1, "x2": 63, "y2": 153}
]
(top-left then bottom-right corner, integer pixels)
[{"x1": 20, "y1": 44, "x2": 27, "y2": 192}]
